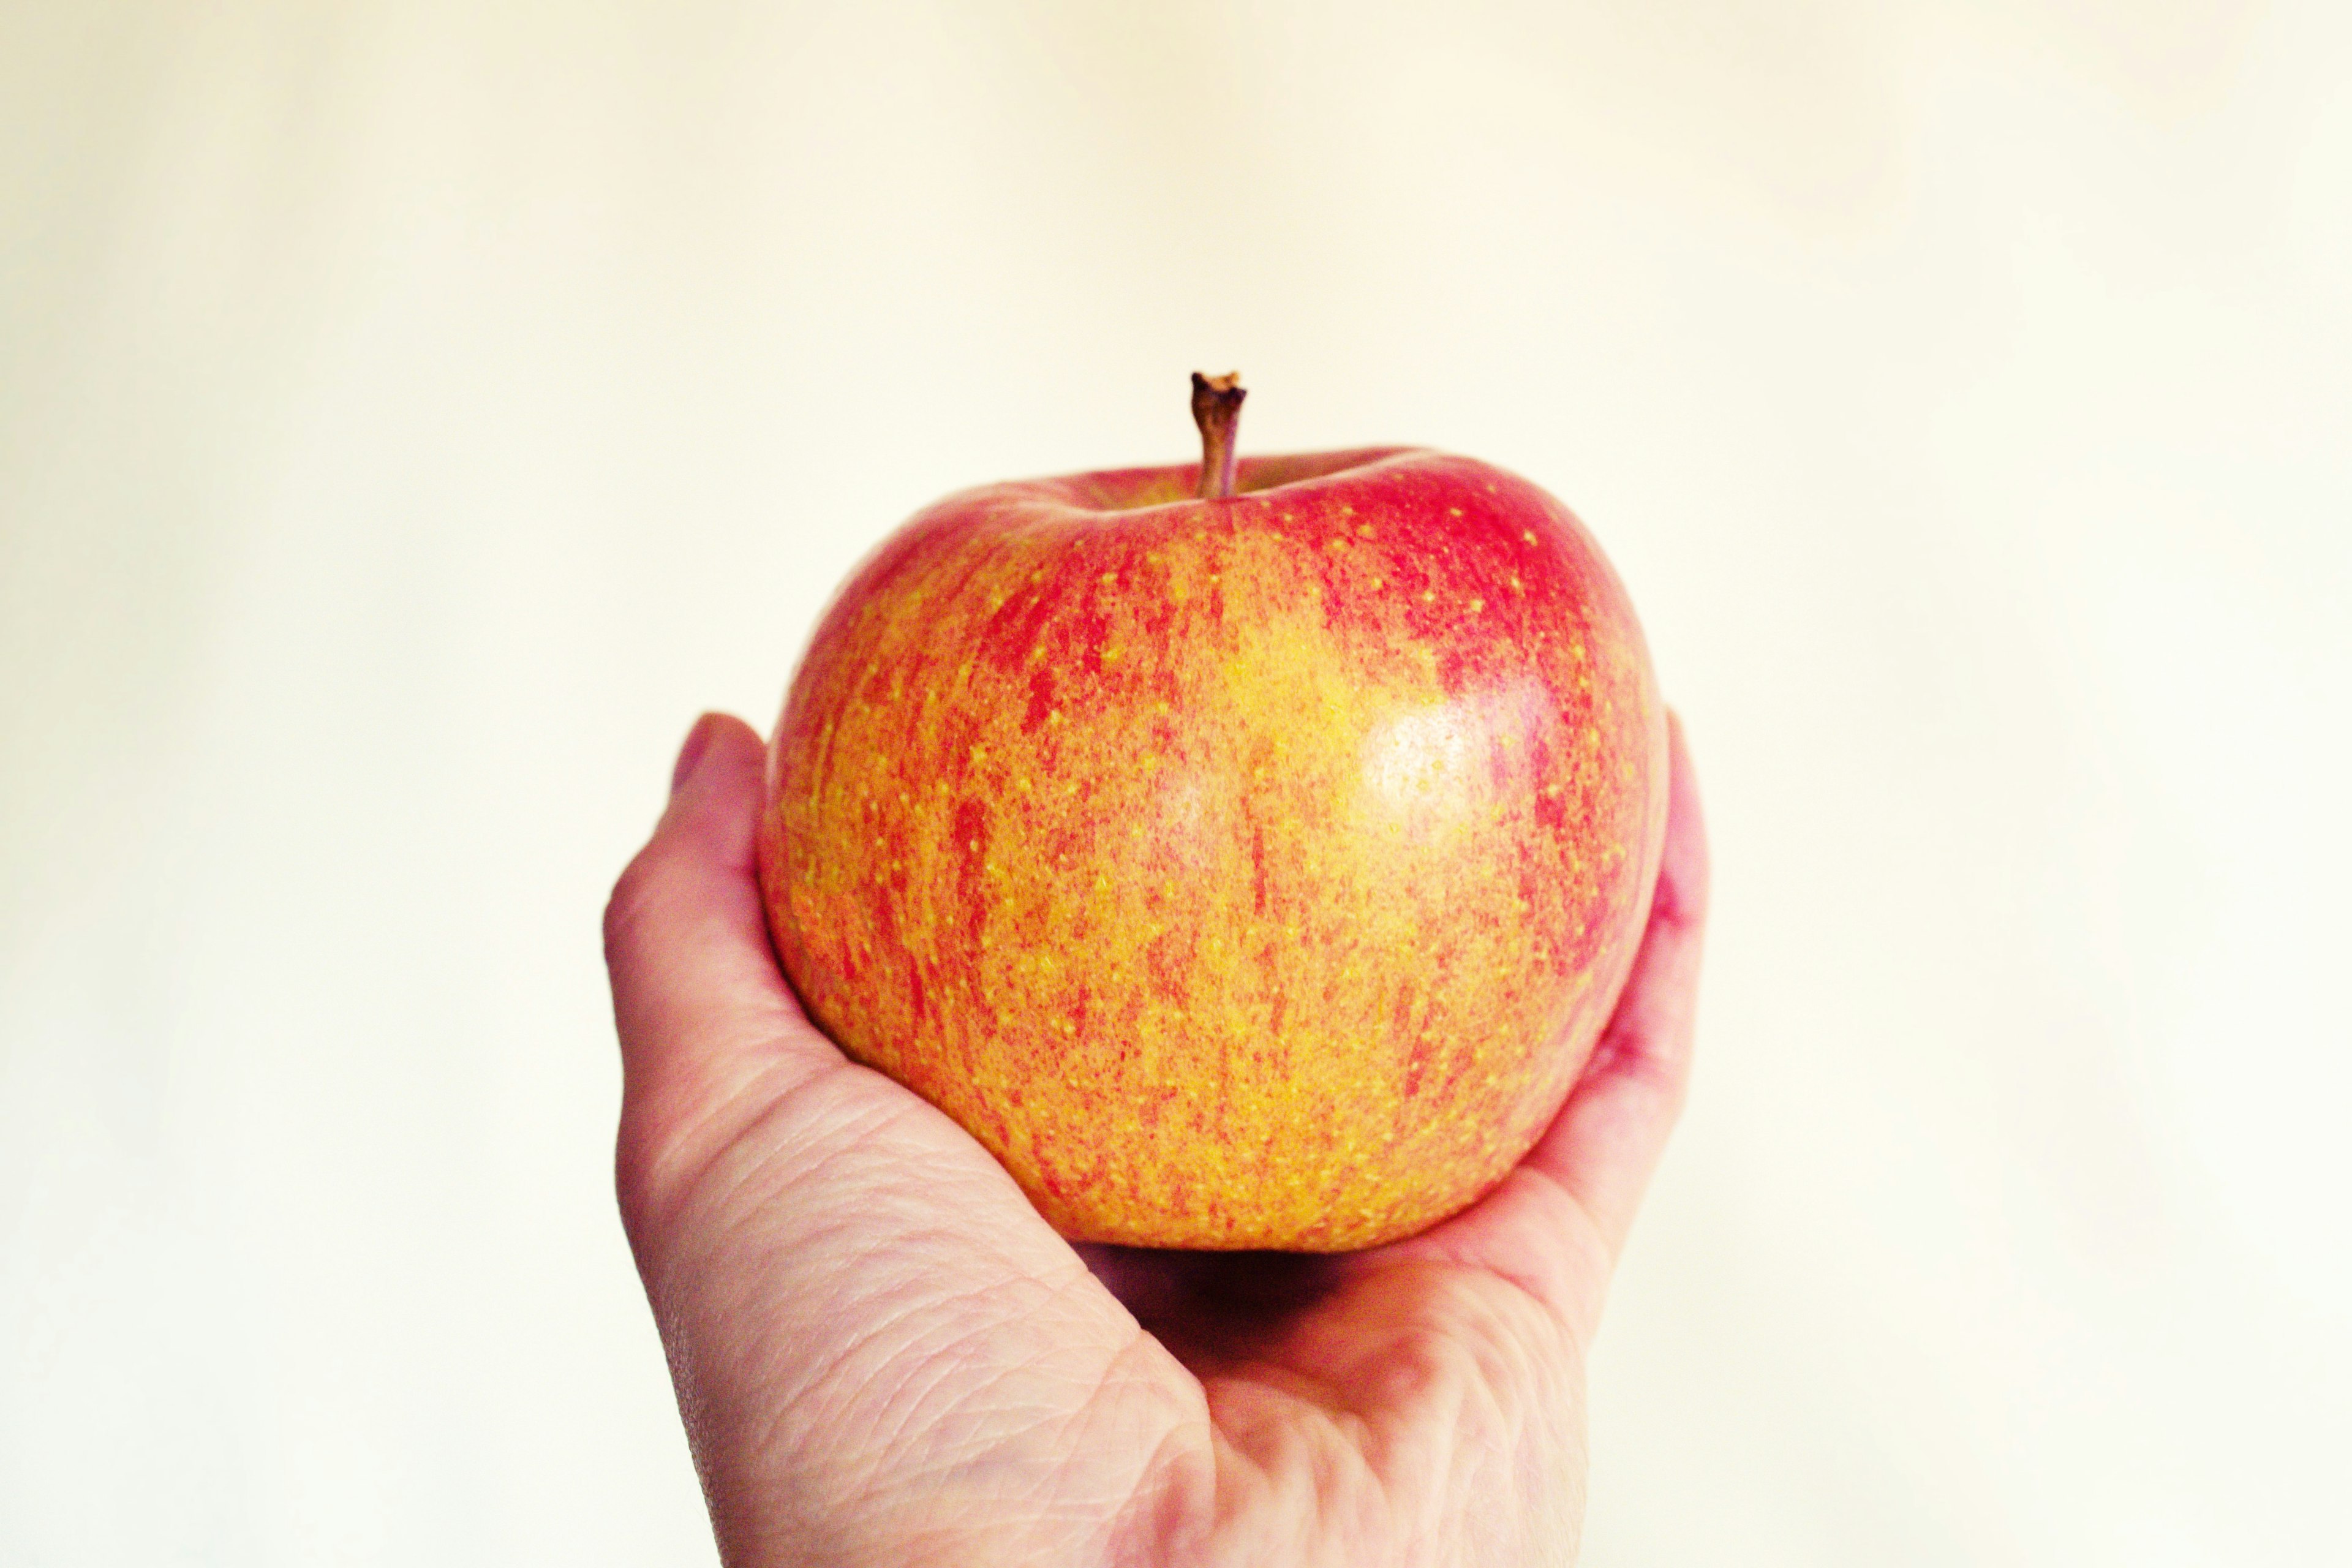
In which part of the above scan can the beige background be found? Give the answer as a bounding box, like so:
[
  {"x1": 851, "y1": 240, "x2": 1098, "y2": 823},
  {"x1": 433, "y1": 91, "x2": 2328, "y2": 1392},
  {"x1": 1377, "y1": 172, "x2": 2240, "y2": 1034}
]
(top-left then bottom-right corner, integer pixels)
[{"x1": 6, "y1": 1, "x2": 2350, "y2": 1562}]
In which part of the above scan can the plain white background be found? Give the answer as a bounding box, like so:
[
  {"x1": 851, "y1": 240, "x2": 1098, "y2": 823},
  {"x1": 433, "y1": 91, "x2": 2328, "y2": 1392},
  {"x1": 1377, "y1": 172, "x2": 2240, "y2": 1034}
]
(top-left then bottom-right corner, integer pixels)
[{"x1": 5, "y1": 1, "x2": 2349, "y2": 1562}]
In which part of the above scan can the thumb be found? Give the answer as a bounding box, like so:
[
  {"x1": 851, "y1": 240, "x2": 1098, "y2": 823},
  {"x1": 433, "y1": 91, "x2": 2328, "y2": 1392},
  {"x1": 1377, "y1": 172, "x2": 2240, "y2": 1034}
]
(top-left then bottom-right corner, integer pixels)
[{"x1": 603, "y1": 712, "x2": 841, "y2": 1237}]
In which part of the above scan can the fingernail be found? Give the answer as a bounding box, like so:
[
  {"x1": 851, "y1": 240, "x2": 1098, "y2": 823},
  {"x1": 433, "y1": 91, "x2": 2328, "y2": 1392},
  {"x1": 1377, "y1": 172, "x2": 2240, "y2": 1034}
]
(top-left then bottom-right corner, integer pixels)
[{"x1": 670, "y1": 714, "x2": 719, "y2": 795}]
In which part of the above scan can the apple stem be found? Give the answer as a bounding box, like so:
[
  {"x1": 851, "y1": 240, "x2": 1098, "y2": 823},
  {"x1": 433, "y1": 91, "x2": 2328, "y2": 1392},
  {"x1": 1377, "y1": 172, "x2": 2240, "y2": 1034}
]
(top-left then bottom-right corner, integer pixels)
[{"x1": 1191, "y1": 372, "x2": 1246, "y2": 500}]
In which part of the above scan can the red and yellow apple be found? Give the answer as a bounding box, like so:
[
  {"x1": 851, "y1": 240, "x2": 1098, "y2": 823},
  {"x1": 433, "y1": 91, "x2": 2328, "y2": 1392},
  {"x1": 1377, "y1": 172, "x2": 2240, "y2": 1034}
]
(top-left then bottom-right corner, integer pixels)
[{"x1": 759, "y1": 379, "x2": 1667, "y2": 1251}]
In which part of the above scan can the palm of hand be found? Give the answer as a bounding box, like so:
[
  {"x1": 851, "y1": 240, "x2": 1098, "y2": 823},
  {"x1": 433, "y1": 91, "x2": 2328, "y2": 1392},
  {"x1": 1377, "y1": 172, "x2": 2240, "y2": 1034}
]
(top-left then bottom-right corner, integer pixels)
[{"x1": 607, "y1": 715, "x2": 1706, "y2": 1568}]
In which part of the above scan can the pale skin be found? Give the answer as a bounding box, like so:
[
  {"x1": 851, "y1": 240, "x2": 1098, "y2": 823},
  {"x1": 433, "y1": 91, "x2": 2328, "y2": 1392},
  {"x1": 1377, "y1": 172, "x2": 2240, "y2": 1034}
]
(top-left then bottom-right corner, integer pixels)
[{"x1": 604, "y1": 710, "x2": 1708, "y2": 1567}]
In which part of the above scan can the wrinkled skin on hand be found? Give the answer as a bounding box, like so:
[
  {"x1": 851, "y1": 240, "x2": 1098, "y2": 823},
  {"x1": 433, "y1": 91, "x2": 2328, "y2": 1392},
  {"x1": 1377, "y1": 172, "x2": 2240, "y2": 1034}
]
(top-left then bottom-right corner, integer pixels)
[{"x1": 604, "y1": 712, "x2": 1708, "y2": 1567}]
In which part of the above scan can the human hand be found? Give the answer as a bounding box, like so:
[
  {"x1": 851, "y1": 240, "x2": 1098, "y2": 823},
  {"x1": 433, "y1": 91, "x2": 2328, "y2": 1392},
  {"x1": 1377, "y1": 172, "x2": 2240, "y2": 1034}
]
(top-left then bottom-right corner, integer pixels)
[{"x1": 604, "y1": 710, "x2": 1708, "y2": 1567}]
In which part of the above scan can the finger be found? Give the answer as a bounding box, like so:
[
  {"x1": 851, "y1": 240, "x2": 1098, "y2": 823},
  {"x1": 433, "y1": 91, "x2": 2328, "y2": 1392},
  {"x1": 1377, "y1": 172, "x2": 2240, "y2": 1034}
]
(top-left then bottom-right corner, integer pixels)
[
  {"x1": 1521, "y1": 709, "x2": 1709, "y2": 1259},
  {"x1": 603, "y1": 722, "x2": 1202, "y2": 1555},
  {"x1": 603, "y1": 712, "x2": 843, "y2": 1227}
]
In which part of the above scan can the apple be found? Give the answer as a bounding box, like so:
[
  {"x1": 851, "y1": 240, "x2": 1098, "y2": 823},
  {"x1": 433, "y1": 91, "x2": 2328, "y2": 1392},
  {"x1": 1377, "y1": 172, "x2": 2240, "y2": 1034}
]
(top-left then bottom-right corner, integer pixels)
[{"x1": 758, "y1": 376, "x2": 1668, "y2": 1250}]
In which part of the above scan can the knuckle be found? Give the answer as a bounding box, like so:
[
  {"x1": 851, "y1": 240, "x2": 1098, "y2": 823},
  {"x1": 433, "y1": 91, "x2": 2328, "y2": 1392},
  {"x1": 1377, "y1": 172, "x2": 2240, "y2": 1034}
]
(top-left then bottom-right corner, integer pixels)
[
  {"x1": 601, "y1": 839, "x2": 677, "y2": 961},
  {"x1": 612, "y1": 1104, "x2": 670, "y2": 1252}
]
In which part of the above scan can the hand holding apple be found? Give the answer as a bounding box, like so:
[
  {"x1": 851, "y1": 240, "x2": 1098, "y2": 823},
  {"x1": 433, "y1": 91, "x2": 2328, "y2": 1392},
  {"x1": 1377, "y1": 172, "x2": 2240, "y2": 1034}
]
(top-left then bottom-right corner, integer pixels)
[{"x1": 606, "y1": 704, "x2": 1706, "y2": 1565}]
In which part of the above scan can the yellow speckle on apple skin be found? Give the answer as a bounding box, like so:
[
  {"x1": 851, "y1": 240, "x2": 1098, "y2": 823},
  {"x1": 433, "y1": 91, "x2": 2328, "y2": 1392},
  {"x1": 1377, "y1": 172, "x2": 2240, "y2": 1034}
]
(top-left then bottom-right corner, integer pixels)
[{"x1": 761, "y1": 447, "x2": 1667, "y2": 1251}]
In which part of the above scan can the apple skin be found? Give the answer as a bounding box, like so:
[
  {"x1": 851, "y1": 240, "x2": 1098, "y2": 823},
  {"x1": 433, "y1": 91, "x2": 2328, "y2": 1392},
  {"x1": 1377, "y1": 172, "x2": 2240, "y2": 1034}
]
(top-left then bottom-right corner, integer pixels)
[{"x1": 759, "y1": 447, "x2": 1667, "y2": 1251}]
